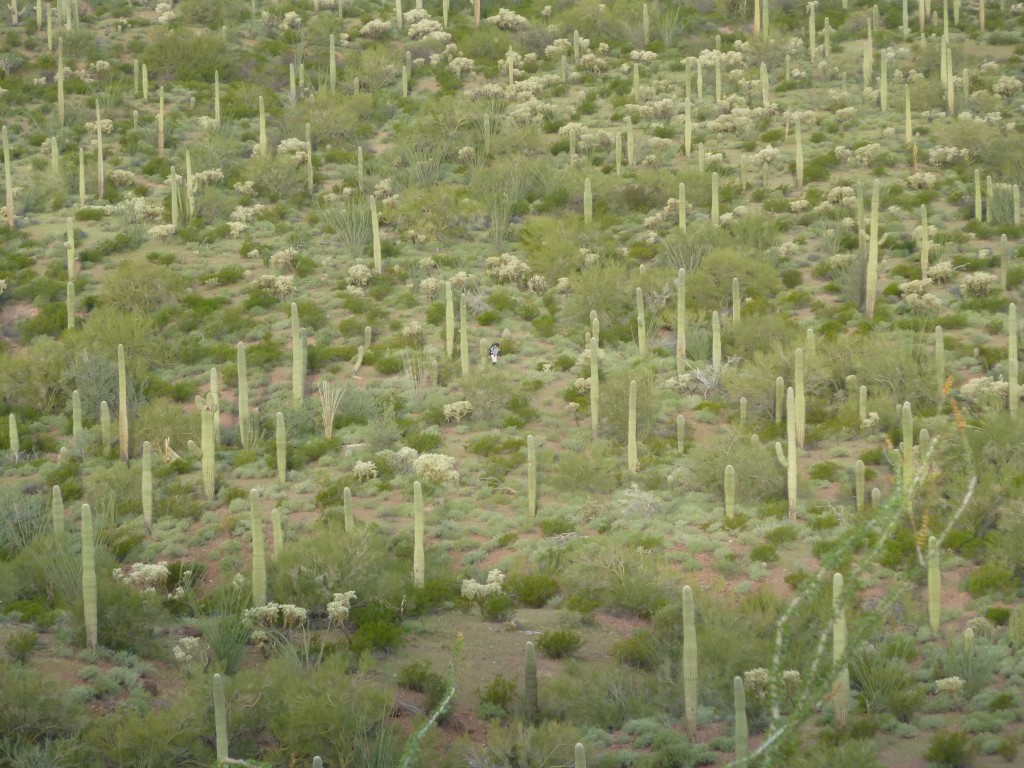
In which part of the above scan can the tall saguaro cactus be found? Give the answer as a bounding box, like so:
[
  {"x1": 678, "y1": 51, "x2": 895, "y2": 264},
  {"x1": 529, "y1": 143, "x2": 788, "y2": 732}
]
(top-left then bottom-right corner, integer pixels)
[
  {"x1": 52, "y1": 486, "x2": 65, "y2": 535},
  {"x1": 250, "y1": 490, "x2": 267, "y2": 607},
  {"x1": 82, "y1": 503, "x2": 97, "y2": 649},
  {"x1": 72, "y1": 389, "x2": 83, "y2": 444},
  {"x1": 527, "y1": 435, "x2": 537, "y2": 517},
  {"x1": 1009, "y1": 304, "x2": 1018, "y2": 417},
  {"x1": 636, "y1": 287, "x2": 646, "y2": 356},
  {"x1": 682, "y1": 585, "x2": 698, "y2": 736},
  {"x1": 734, "y1": 676, "x2": 748, "y2": 760},
  {"x1": 627, "y1": 380, "x2": 638, "y2": 474},
  {"x1": 724, "y1": 464, "x2": 736, "y2": 520},
  {"x1": 291, "y1": 302, "x2": 304, "y2": 402},
  {"x1": 794, "y1": 348, "x2": 806, "y2": 449},
  {"x1": 2, "y1": 125, "x2": 13, "y2": 229},
  {"x1": 583, "y1": 177, "x2": 592, "y2": 224},
  {"x1": 832, "y1": 573, "x2": 850, "y2": 728},
  {"x1": 237, "y1": 342, "x2": 250, "y2": 447},
  {"x1": 928, "y1": 536, "x2": 941, "y2": 635},
  {"x1": 142, "y1": 440, "x2": 153, "y2": 532},
  {"x1": 590, "y1": 337, "x2": 600, "y2": 439},
  {"x1": 370, "y1": 195, "x2": 382, "y2": 274},
  {"x1": 865, "y1": 179, "x2": 880, "y2": 319},
  {"x1": 676, "y1": 269, "x2": 686, "y2": 377},
  {"x1": 459, "y1": 292, "x2": 470, "y2": 376},
  {"x1": 343, "y1": 486, "x2": 354, "y2": 532},
  {"x1": 524, "y1": 641, "x2": 538, "y2": 723},
  {"x1": 275, "y1": 411, "x2": 287, "y2": 483},
  {"x1": 213, "y1": 673, "x2": 229, "y2": 763},
  {"x1": 775, "y1": 387, "x2": 798, "y2": 520},
  {"x1": 117, "y1": 344, "x2": 129, "y2": 461},
  {"x1": 413, "y1": 481, "x2": 425, "y2": 587}
]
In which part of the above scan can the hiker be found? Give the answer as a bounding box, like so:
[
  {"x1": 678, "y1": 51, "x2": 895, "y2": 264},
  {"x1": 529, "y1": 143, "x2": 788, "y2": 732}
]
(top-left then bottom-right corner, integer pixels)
[{"x1": 488, "y1": 342, "x2": 501, "y2": 365}]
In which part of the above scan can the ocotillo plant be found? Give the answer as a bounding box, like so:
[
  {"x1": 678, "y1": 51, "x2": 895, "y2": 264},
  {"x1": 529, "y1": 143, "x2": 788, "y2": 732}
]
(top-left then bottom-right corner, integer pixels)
[
  {"x1": 928, "y1": 536, "x2": 941, "y2": 635},
  {"x1": 250, "y1": 490, "x2": 267, "y2": 607},
  {"x1": 51, "y1": 485, "x2": 64, "y2": 535},
  {"x1": 627, "y1": 380, "x2": 638, "y2": 474},
  {"x1": 832, "y1": 572, "x2": 850, "y2": 728},
  {"x1": 82, "y1": 503, "x2": 97, "y2": 649},
  {"x1": 275, "y1": 411, "x2": 287, "y2": 483},
  {"x1": 527, "y1": 434, "x2": 537, "y2": 517},
  {"x1": 734, "y1": 676, "x2": 748, "y2": 761},
  {"x1": 413, "y1": 480, "x2": 424, "y2": 587},
  {"x1": 590, "y1": 337, "x2": 600, "y2": 439},
  {"x1": 213, "y1": 673, "x2": 228, "y2": 763},
  {"x1": 724, "y1": 464, "x2": 736, "y2": 520},
  {"x1": 142, "y1": 440, "x2": 153, "y2": 532},
  {"x1": 117, "y1": 344, "x2": 129, "y2": 461},
  {"x1": 682, "y1": 585, "x2": 698, "y2": 736},
  {"x1": 524, "y1": 640, "x2": 538, "y2": 722}
]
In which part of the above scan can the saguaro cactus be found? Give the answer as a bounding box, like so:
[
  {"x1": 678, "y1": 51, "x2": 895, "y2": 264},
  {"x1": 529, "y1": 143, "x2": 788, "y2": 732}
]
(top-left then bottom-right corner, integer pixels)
[
  {"x1": 52, "y1": 485, "x2": 64, "y2": 535},
  {"x1": 100, "y1": 401, "x2": 111, "y2": 456},
  {"x1": 901, "y1": 401, "x2": 913, "y2": 496},
  {"x1": 712, "y1": 311, "x2": 722, "y2": 371},
  {"x1": 583, "y1": 178, "x2": 592, "y2": 224},
  {"x1": 677, "y1": 414, "x2": 686, "y2": 453},
  {"x1": 676, "y1": 269, "x2": 687, "y2": 377},
  {"x1": 413, "y1": 480, "x2": 424, "y2": 587},
  {"x1": 2, "y1": 125, "x2": 13, "y2": 229},
  {"x1": 794, "y1": 348, "x2": 805, "y2": 449},
  {"x1": 734, "y1": 676, "x2": 748, "y2": 760},
  {"x1": 197, "y1": 394, "x2": 216, "y2": 500},
  {"x1": 237, "y1": 342, "x2": 250, "y2": 447},
  {"x1": 775, "y1": 387, "x2": 798, "y2": 520},
  {"x1": 682, "y1": 585, "x2": 698, "y2": 736},
  {"x1": 928, "y1": 536, "x2": 941, "y2": 634},
  {"x1": 711, "y1": 171, "x2": 720, "y2": 226},
  {"x1": 524, "y1": 640, "x2": 538, "y2": 722},
  {"x1": 82, "y1": 503, "x2": 97, "y2": 649},
  {"x1": 1009, "y1": 304, "x2": 1018, "y2": 417},
  {"x1": 291, "y1": 303, "x2": 304, "y2": 402},
  {"x1": 527, "y1": 435, "x2": 537, "y2": 517},
  {"x1": 66, "y1": 282, "x2": 75, "y2": 329},
  {"x1": 250, "y1": 490, "x2": 267, "y2": 607},
  {"x1": 575, "y1": 743, "x2": 587, "y2": 768},
  {"x1": 627, "y1": 380, "x2": 638, "y2": 474},
  {"x1": 275, "y1": 411, "x2": 287, "y2": 483},
  {"x1": 142, "y1": 440, "x2": 153, "y2": 532},
  {"x1": 117, "y1": 344, "x2": 129, "y2": 461},
  {"x1": 636, "y1": 287, "x2": 646, "y2": 356},
  {"x1": 794, "y1": 116, "x2": 804, "y2": 189},
  {"x1": 855, "y1": 460, "x2": 865, "y2": 512},
  {"x1": 724, "y1": 464, "x2": 736, "y2": 520},
  {"x1": 863, "y1": 179, "x2": 881, "y2": 319},
  {"x1": 343, "y1": 486, "x2": 354, "y2": 532},
  {"x1": 590, "y1": 337, "x2": 600, "y2": 439},
  {"x1": 832, "y1": 572, "x2": 849, "y2": 728},
  {"x1": 72, "y1": 389, "x2": 83, "y2": 444},
  {"x1": 213, "y1": 673, "x2": 228, "y2": 763},
  {"x1": 370, "y1": 195, "x2": 382, "y2": 274},
  {"x1": 459, "y1": 292, "x2": 469, "y2": 377},
  {"x1": 8, "y1": 413, "x2": 18, "y2": 461}
]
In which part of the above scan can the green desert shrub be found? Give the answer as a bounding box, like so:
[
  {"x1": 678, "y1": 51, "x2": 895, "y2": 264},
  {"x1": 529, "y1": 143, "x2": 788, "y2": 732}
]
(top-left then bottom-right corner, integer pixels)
[{"x1": 536, "y1": 629, "x2": 583, "y2": 659}]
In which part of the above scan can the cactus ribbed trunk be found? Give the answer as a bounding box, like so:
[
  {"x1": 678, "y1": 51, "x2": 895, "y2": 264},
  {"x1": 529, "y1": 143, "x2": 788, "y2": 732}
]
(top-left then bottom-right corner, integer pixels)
[
  {"x1": 66, "y1": 281, "x2": 75, "y2": 329},
  {"x1": 117, "y1": 344, "x2": 129, "y2": 462},
  {"x1": 590, "y1": 337, "x2": 600, "y2": 439},
  {"x1": 676, "y1": 414, "x2": 686, "y2": 454},
  {"x1": 794, "y1": 348, "x2": 805, "y2": 449},
  {"x1": 213, "y1": 673, "x2": 229, "y2": 763},
  {"x1": 100, "y1": 401, "x2": 111, "y2": 456},
  {"x1": 583, "y1": 178, "x2": 592, "y2": 224},
  {"x1": 258, "y1": 96, "x2": 267, "y2": 155},
  {"x1": 370, "y1": 195, "x2": 382, "y2": 275},
  {"x1": 527, "y1": 435, "x2": 537, "y2": 517},
  {"x1": 636, "y1": 287, "x2": 646, "y2": 356},
  {"x1": 250, "y1": 490, "x2": 267, "y2": 606},
  {"x1": 711, "y1": 171, "x2": 720, "y2": 226},
  {"x1": 731, "y1": 278, "x2": 741, "y2": 324},
  {"x1": 2, "y1": 125, "x2": 13, "y2": 228},
  {"x1": 855, "y1": 460, "x2": 865, "y2": 512},
  {"x1": 712, "y1": 311, "x2": 722, "y2": 371},
  {"x1": 865, "y1": 179, "x2": 880, "y2": 319},
  {"x1": 52, "y1": 485, "x2": 64, "y2": 535},
  {"x1": 682, "y1": 585, "x2": 698, "y2": 736},
  {"x1": 1009, "y1": 304, "x2": 1018, "y2": 417},
  {"x1": 270, "y1": 508, "x2": 283, "y2": 560},
  {"x1": 724, "y1": 464, "x2": 735, "y2": 520},
  {"x1": 524, "y1": 641, "x2": 538, "y2": 723},
  {"x1": 676, "y1": 269, "x2": 686, "y2": 377},
  {"x1": 575, "y1": 743, "x2": 587, "y2": 768},
  {"x1": 413, "y1": 481, "x2": 424, "y2": 587},
  {"x1": 237, "y1": 342, "x2": 249, "y2": 447},
  {"x1": 81, "y1": 503, "x2": 97, "y2": 649},
  {"x1": 459, "y1": 292, "x2": 469, "y2": 377},
  {"x1": 142, "y1": 440, "x2": 153, "y2": 532},
  {"x1": 775, "y1": 376, "x2": 784, "y2": 424},
  {"x1": 72, "y1": 389, "x2": 83, "y2": 444},
  {"x1": 901, "y1": 402, "x2": 913, "y2": 497},
  {"x1": 832, "y1": 573, "x2": 849, "y2": 728},
  {"x1": 343, "y1": 486, "x2": 354, "y2": 532},
  {"x1": 8, "y1": 413, "x2": 17, "y2": 461},
  {"x1": 445, "y1": 282, "x2": 455, "y2": 358},
  {"x1": 627, "y1": 380, "x2": 638, "y2": 474},
  {"x1": 201, "y1": 395, "x2": 216, "y2": 500},
  {"x1": 928, "y1": 536, "x2": 941, "y2": 635},
  {"x1": 291, "y1": 302, "x2": 303, "y2": 402},
  {"x1": 734, "y1": 676, "x2": 748, "y2": 760},
  {"x1": 275, "y1": 411, "x2": 287, "y2": 484},
  {"x1": 794, "y1": 117, "x2": 804, "y2": 189},
  {"x1": 210, "y1": 367, "x2": 221, "y2": 446}
]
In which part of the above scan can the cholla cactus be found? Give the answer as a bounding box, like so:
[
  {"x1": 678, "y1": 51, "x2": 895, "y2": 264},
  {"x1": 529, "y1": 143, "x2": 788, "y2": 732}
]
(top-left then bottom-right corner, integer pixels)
[
  {"x1": 327, "y1": 591, "x2": 357, "y2": 622},
  {"x1": 112, "y1": 562, "x2": 171, "y2": 591},
  {"x1": 353, "y1": 460, "x2": 379, "y2": 480},
  {"x1": 461, "y1": 569, "x2": 505, "y2": 599},
  {"x1": 413, "y1": 453, "x2": 459, "y2": 484},
  {"x1": 442, "y1": 401, "x2": 473, "y2": 423}
]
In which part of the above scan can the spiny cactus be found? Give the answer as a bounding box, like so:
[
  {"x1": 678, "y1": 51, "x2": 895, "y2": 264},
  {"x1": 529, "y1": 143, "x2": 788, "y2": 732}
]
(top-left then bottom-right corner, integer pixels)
[
  {"x1": 1009, "y1": 304, "x2": 1018, "y2": 417},
  {"x1": 66, "y1": 281, "x2": 75, "y2": 329},
  {"x1": 627, "y1": 380, "x2": 638, "y2": 474},
  {"x1": 675, "y1": 269, "x2": 686, "y2": 377},
  {"x1": 72, "y1": 389, "x2": 82, "y2": 445},
  {"x1": 583, "y1": 177, "x2": 592, "y2": 224},
  {"x1": 275, "y1": 411, "x2": 287, "y2": 484},
  {"x1": 459, "y1": 292, "x2": 469, "y2": 377},
  {"x1": 291, "y1": 303, "x2": 304, "y2": 402},
  {"x1": 343, "y1": 486, "x2": 354, "y2": 532},
  {"x1": 142, "y1": 440, "x2": 153, "y2": 532},
  {"x1": 775, "y1": 387, "x2": 798, "y2": 520},
  {"x1": 901, "y1": 401, "x2": 913, "y2": 497},
  {"x1": 82, "y1": 503, "x2": 97, "y2": 649},
  {"x1": 676, "y1": 414, "x2": 685, "y2": 454},
  {"x1": 250, "y1": 490, "x2": 267, "y2": 607},
  {"x1": 258, "y1": 95, "x2": 267, "y2": 155},
  {"x1": 524, "y1": 640, "x2": 538, "y2": 723},
  {"x1": 370, "y1": 194, "x2": 382, "y2": 274},
  {"x1": 636, "y1": 287, "x2": 646, "y2": 356},
  {"x1": 775, "y1": 376, "x2": 784, "y2": 424},
  {"x1": 855, "y1": 460, "x2": 865, "y2": 513},
  {"x1": 794, "y1": 348, "x2": 805, "y2": 449},
  {"x1": 590, "y1": 337, "x2": 600, "y2": 439},
  {"x1": 794, "y1": 116, "x2": 804, "y2": 189},
  {"x1": 724, "y1": 464, "x2": 736, "y2": 520},
  {"x1": 682, "y1": 585, "x2": 698, "y2": 736},
  {"x1": 527, "y1": 434, "x2": 537, "y2": 517},
  {"x1": 445, "y1": 282, "x2": 455, "y2": 359},
  {"x1": 712, "y1": 311, "x2": 722, "y2": 371},
  {"x1": 575, "y1": 742, "x2": 587, "y2": 768},
  {"x1": 865, "y1": 179, "x2": 880, "y2": 319},
  {"x1": 8, "y1": 413, "x2": 18, "y2": 462},
  {"x1": 832, "y1": 572, "x2": 849, "y2": 728},
  {"x1": 711, "y1": 171, "x2": 720, "y2": 226},
  {"x1": 237, "y1": 342, "x2": 250, "y2": 447},
  {"x1": 213, "y1": 673, "x2": 228, "y2": 763},
  {"x1": 732, "y1": 278, "x2": 741, "y2": 324},
  {"x1": 413, "y1": 480, "x2": 424, "y2": 587},
  {"x1": 100, "y1": 401, "x2": 111, "y2": 457},
  {"x1": 52, "y1": 485, "x2": 64, "y2": 535},
  {"x1": 117, "y1": 344, "x2": 129, "y2": 461},
  {"x1": 734, "y1": 676, "x2": 748, "y2": 760},
  {"x1": 928, "y1": 536, "x2": 941, "y2": 635}
]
